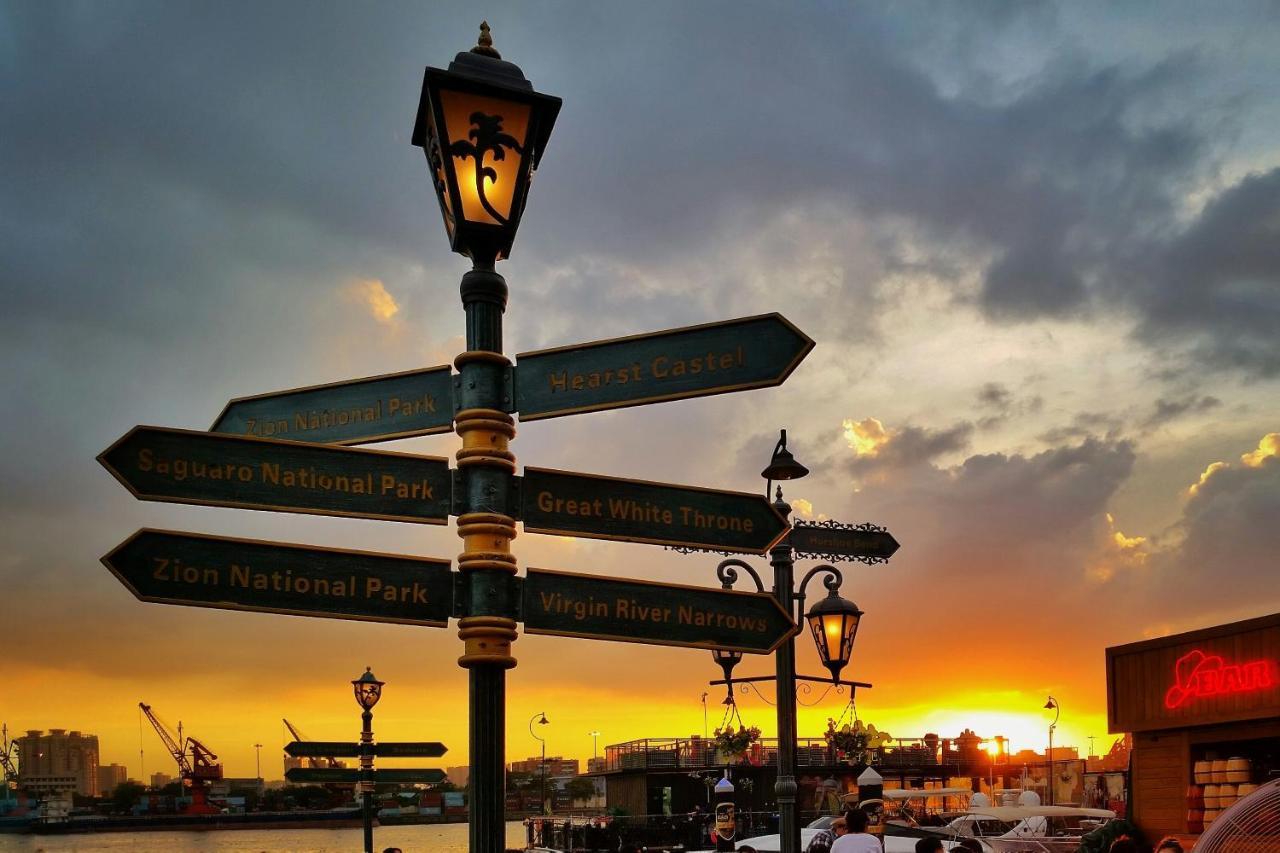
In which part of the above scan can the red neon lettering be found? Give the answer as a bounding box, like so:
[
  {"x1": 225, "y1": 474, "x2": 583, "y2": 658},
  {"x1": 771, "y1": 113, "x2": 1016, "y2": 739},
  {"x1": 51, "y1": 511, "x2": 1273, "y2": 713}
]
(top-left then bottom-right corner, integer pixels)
[{"x1": 1164, "y1": 649, "x2": 1278, "y2": 709}]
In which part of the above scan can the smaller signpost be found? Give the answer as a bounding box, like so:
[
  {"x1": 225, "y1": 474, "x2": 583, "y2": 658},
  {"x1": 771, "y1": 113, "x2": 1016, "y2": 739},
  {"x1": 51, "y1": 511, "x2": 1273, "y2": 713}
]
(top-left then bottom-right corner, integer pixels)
[
  {"x1": 520, "y1": 467, "x2": 788, "y2": 554},
  {"x1": 514, "y1": 313, "x2": 814, "y2": 421},
  {"x1": 788, "y1": 520, "x2": 900, "y2": 564},
  {"x1": 99, "y1": 426, "x2": 451, "y2": 524},
  {"x1": 522, "y1": 568, "x2": 797, "y2": 653},
  {"x1": 284, "y1": 739, "x2": 448, "y2": 786},
  {"x1": 285, "y1": 741, "x2": 448, "y2": 759},
  {"x1": 284, "y1": 767, "x2": 447, "y2": 785},
  {"x1": 212, "y1": 365, "x2": 454, "y2": 445}
]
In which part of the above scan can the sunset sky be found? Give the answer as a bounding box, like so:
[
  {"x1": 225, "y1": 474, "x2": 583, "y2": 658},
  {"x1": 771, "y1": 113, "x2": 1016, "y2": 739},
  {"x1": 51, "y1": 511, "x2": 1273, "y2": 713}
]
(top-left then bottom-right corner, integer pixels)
[{"x1": 3, "y1": 2, "x2": 1279, "y2": 782}]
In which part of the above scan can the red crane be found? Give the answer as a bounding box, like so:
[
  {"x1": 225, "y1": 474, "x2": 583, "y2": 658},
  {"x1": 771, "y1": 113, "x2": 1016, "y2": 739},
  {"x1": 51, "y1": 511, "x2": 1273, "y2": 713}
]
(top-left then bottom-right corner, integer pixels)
[{"x1": 139, "y1": 703, "x2": 222, "y2": 814}]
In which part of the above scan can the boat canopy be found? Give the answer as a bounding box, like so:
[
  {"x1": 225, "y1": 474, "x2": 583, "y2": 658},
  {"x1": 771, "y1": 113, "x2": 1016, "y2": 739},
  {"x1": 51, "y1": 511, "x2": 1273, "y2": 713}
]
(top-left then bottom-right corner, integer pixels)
[{"x1": 964, "y1": 805, "x2": 1116, "y2": 820}]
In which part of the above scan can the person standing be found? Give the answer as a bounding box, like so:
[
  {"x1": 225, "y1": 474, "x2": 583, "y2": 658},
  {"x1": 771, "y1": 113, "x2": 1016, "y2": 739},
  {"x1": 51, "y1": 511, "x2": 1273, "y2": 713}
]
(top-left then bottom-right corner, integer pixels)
[{"x1": 831, "y1": 810, "x2": 882, "y2": 853}]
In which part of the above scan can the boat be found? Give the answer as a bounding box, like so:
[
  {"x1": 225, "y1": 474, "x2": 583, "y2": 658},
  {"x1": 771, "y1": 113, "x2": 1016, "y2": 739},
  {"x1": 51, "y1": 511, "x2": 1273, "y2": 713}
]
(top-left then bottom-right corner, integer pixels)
[{"x1": 958, "y1": 805, "x2": 1116, "y2": 852}]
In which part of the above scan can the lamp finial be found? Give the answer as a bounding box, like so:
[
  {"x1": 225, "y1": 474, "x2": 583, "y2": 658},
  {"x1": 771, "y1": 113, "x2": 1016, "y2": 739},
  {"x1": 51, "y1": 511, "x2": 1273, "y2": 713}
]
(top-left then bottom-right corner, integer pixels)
[{"x1": 472, "y1": 21, "x2": 502, "y2": 59}]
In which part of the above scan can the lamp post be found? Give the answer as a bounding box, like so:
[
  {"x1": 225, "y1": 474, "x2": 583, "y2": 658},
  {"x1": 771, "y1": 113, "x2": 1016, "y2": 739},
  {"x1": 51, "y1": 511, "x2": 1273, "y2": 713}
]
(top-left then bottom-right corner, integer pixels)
[
  {"x1": 589, "y1": 730, "x2": 600, "y2": 763},
  {"x1": 412, "y1": 21, "x2": 561, "y2": 853},
  {"x1": 1044, "y1": 696, "x2": 1059, "y2": 806},
  {"x1": 353, "y1": 667, "x2": 384, "y2": 853},
  {"x1": 530, "y1": 712, "x2": 550, "y2": 815},
  {"x1": 253, "y1": 742, "x2": 262, "y2": 782},
  {"x1": 710, "y1": 430, "x2": 864, "y2": 853}
]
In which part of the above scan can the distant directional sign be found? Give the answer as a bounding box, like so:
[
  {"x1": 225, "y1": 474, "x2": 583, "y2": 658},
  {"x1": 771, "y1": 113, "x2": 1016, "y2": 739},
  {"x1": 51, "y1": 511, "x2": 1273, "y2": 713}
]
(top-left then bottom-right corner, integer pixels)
[
  {"x1": 519, "y1": 467, "x2": 788, "y2": 554},
  {"x1": 103, "y1": 530, "x2": 454, "y2": 626},
  {"x1": 372, "y1": 742, "x2": 449, "y2": 758},
  {"x1": 99, "y1": 426, "x2": 450, "y2": 524},
  {"x1": 522, "y1": 568, "x2": 798, "y2": 653},
  {"x1": 285, "y1": 741, "x2": 448, "y2": 758},
  {"x1": 212, "y1": 365, "x2": 454, "y2": 445},
  {"x1": 514, "y1": 313, "x2": 814, "y2": 421},
  {"x1": 285, "y1": 767, "x2": 447, "y2": 785},
  {"x1": 788, "y1": 521, "x2": 900, "y2": 563}
]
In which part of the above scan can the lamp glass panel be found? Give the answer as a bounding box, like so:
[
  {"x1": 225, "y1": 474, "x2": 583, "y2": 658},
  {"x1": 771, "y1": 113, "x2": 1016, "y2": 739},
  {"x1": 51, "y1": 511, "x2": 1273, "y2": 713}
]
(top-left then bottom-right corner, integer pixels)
[
  {"x1": 439, "y1": 90, "x2": 532, "y2": 226},
  {"x1": 421, "y1": 110, "x2": 455, "y2": 238}
]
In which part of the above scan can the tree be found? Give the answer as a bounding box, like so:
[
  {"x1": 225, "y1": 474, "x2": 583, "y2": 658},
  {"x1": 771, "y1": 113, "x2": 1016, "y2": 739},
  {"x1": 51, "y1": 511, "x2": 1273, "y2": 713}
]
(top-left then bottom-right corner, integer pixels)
[
  {"x1": 111, "y1": 781, "x2": 146, "y2": 813},
  {"x1": 565, "y1": 776, "x2": 597, "y2": 805},
  {"x1": 448, "y1": 110, "x2": 523, "y2": 223}
]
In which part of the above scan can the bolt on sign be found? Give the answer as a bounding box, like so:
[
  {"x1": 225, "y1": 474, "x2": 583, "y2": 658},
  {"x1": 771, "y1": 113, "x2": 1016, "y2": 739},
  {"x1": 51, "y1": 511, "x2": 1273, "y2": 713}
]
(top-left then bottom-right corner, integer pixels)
[{"x1": 212, "y1": 365, "x2": 455, "y2": 445}]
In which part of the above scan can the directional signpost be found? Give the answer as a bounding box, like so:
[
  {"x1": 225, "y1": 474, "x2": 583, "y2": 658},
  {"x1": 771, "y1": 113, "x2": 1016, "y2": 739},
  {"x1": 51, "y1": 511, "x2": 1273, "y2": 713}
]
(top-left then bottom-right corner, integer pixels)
[
  {"x1": 285, "y1": 739, "x2": 448, "y2": 787},
  {"x1": 99, "y1": 426, "x2": 451, "y2": 524},
  {"x1": 519, "y1": 466, "x2": 788, "y2": 554},
  {"x1": 514, "y1": 313, "x2": 814, "y2": 421},
  {"x1": 788, "y1": 521, "x2": 900, "y2": 564},
  {"x1": 212, "y1": 365, "x2": 455, "y2": 445},
  {"x1": 103, "y1": 530, "x2": 454, "y2": 626},
  {"x1": 285, "y1": 741, "x2": 448, "y2": 759},
  {"x1": 522, "y1": 568, "x2": 797, "y2": 653},
  {"x1": 285, "y1": 767, "x2": 447, "y2": 785}
]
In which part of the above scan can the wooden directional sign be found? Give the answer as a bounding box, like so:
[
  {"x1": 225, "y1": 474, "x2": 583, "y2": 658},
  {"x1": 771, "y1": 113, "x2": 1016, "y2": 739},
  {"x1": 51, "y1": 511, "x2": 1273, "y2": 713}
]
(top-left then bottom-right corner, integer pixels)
[
  {"x1": 99, "y1": 426, "x2": 450, "y2": 524},
  {"x1": 789, "y1": 521, "x2": 900, "y2": 563},
  {"x1": 285, "y1": 741, "x2": 448, "y2": 759},
  {"x1": 212, "y1": 365, "x2": 454, "y2": 445},
  {"x1": 103, "y1": 530, "x2": 454, "y2": 626},
  {"x1": 286, "y1": 767, "x2": 447, "y2": 785},
  {"x1": 514, "y1": 313, "x2": 814, "y2": 421},
  {"x1": 520, "y1": 467, "x2": 788, "y2": 554},
  {"x1": 522, "y1": 568, "x2": 798, "y2": 653}
]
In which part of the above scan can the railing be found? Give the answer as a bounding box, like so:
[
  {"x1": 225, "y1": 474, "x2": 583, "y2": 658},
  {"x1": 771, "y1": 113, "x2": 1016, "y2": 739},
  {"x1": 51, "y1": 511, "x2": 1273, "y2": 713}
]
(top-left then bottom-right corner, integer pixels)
[{"x1": 600, "y1": 737, "x2": 967, "y2": 773}]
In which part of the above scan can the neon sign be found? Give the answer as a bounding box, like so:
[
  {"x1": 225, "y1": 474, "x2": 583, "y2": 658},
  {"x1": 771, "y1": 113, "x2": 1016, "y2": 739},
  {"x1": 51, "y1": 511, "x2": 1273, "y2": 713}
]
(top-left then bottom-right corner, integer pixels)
[{"x1": 1164, "y1": 649, "x2": 1278, "y2": 709}]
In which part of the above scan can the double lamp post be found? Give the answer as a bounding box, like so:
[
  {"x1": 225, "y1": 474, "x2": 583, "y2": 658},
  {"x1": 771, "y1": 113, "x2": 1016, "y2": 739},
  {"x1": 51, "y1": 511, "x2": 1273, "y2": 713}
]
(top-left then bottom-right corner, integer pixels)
[{"x1": 701, "y1": 431, "x2": 868, "y2": 853}]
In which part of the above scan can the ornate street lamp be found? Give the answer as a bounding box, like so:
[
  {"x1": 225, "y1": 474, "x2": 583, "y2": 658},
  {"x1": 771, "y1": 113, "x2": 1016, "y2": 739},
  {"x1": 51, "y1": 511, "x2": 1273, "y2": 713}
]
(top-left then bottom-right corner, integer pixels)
[
  {"x1": 412, "y1": 22, "x2": 562, "y2": 265},
  {"x1": 805, "y1": 588, "x2": 863, "y2": 683},
  {"x1": 712, "y1": 648, "x2": 744, "y2": 703},
  {"x1": 352, "y1": 667, "x2": 384, "y2": 853},
  {"x1": 352, "y1": 667, "x2": 384, "y2": 711},
  {"x1": 761, "y1": 429, "x2": 810, "y2": 498}
]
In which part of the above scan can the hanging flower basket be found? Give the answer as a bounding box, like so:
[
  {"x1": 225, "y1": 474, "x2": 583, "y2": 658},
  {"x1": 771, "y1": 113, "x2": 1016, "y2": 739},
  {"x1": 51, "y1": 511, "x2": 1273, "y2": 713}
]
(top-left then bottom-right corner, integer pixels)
[
  {"x1": 713, "y1": 725, "x2": 761, "y2": 764},
  {"x1": 825, "y1": 719, "x2": 891, "y2": 766}
]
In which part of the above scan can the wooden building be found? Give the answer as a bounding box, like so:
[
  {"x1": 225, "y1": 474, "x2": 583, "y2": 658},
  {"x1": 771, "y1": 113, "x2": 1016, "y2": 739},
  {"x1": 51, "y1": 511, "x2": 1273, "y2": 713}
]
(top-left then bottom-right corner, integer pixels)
[{"x1": 1106, "y1": 612, "x2": 1280, "y2": 840}]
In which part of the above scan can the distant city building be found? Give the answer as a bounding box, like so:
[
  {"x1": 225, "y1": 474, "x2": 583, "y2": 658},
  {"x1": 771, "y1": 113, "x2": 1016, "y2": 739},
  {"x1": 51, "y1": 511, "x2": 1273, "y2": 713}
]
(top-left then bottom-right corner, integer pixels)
[
  {"x1": 97, "y1": 763, "x2": 128, "y2": 795},
  {"x1": 508, "y1": 755, "x2": 579, "y2": 777},
  {"x1": 446, "y1": 765, "x2": 470, "y2": 788},
  {"x1": 150, "y1": 771, "x2": 174, "y2": 789},
  {"x1": 17, "y1": 729, "x2": 100, "y2": 797}
]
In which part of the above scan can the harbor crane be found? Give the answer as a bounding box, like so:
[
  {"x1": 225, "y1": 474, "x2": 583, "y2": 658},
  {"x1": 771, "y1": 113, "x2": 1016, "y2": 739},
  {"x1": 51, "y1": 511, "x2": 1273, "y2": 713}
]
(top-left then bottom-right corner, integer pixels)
[
  {"x1": 282, "y1": 718, "x2": 347, "y2": 770},
  {"x1": 1, "y1": 724, "x2": 19, "y2": 794},
  {"x1": 139, "y1": 703, "x2": 222, "y2": 813}
]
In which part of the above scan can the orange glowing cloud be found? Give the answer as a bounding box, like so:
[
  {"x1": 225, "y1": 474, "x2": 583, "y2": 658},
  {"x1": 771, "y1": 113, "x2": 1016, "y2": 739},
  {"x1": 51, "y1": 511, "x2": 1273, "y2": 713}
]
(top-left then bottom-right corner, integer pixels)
[
  {"x1": 1241, "y1": 432, "x2": 1280, "y2": 468},
  {"x1": 346, "y1": 278, "x2": 400, "y2": 324},
  {"x1": 842, "y1": 417, "x2": 891, "y2": 456}
]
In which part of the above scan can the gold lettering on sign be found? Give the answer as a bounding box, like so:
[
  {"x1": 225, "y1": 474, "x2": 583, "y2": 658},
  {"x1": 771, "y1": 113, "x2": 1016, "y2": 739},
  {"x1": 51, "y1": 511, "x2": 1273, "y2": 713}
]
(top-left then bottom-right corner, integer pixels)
[{"x1": 545, "y1": 347, "x2": 746, "y2": 396}]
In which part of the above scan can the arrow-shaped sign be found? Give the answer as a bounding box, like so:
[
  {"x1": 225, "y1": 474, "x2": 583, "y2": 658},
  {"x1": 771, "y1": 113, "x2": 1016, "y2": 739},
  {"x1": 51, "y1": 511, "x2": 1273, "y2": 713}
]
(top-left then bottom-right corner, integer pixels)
[
  {"x1": 212, "y1": 365, "x2": 454, "y2": 446},
  {"x1": 103, "y1": 530, "x2": 454, "y2": 626},
  {"x1": 519, "y1": 467, "x2": 788, "y2": 554},
  {"x1": 522, "y1": 568, "x2": 798, "y2": 653},
  {"x1": 99, "y1": 426, "x2": 450, "y2": 524},
  {"x1": 789, "y1": 521, "x2": 900, "y2": 563},
  {"x1": 285, "y1": 741, "x2": 448, "y2": 759},
  {"x1": 285, "y1": 767, "x2": 447, "y2": 785},
  {"x1": 514, "y1": 313, "x2": 814, "y2": 421}
]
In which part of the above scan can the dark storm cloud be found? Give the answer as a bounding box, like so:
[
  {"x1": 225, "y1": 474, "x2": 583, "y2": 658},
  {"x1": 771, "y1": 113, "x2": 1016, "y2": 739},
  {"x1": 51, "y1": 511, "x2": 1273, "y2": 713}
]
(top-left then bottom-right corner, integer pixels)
[
  {"x1": 1142, "y1": 394, "x2": 1221, "y2": 429},
  {"x1": 977, "y1": 383, "x2": 1013, "y2": 409},
  {"x1": 1038, "y1": 411, "x2": 1126, "y2": 444}
]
